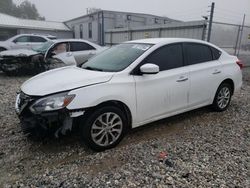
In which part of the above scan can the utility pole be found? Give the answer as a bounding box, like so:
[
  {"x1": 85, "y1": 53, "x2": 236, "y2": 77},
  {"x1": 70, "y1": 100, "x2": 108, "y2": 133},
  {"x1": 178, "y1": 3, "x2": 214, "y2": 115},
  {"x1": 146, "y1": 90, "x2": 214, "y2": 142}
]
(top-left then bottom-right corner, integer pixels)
[
  {"x1": 237, "y1": 14, "x2": 246, "y2": 56},
  {"x1": 207, "y1": 2, "x2": 215, "y2": 42}
]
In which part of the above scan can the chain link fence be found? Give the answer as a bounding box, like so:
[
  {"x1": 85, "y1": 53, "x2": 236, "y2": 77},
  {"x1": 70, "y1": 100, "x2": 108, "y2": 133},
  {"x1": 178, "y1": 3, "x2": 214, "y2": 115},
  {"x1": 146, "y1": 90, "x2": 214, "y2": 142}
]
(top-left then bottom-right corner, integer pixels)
[{"x1": 210, "y1": 21, "x2": 250, "y2": 67}]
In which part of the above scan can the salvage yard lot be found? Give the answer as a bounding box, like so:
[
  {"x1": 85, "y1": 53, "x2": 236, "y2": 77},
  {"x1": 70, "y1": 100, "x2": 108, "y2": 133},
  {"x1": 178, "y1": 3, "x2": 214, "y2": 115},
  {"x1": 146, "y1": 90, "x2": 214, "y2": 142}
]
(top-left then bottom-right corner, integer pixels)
[{"x1": 0, "y1": 68, "x2": 249, "y2": 187}]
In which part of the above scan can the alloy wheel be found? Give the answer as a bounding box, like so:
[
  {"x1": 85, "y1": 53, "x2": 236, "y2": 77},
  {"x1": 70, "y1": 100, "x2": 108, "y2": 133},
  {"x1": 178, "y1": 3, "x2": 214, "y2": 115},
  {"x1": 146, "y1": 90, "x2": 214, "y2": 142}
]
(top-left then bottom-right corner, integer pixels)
[
  {"x1": 91, "y1": 112, "x2": 123, "y2": 147},
  {"x1": 217, "y1": 87, "x2": 231, "y2": 109}
]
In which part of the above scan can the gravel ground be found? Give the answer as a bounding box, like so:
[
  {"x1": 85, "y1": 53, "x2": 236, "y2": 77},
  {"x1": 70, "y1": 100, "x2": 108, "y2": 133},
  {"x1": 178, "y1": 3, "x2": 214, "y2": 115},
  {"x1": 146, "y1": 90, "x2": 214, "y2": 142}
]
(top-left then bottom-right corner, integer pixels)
[{"x1": 0, "y1": 68, "x2": 250, "y2": 188}]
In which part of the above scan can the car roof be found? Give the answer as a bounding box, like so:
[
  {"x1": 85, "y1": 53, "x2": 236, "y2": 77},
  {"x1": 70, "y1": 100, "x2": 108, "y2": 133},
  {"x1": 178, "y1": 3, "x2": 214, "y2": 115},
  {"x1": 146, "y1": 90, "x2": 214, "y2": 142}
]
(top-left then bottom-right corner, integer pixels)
[
  {"x1": 12, "y1": 33, "x2": 57, "y2": 39},
  {"x1": 125, "y1": 38, "x2": 223, "y2": 52},
  {"x1": 51, "y1": 39, "x2": 101, "y2": 48},
  {"x1": 126, "y1": 38, "x2": 211, "y2": 45}
]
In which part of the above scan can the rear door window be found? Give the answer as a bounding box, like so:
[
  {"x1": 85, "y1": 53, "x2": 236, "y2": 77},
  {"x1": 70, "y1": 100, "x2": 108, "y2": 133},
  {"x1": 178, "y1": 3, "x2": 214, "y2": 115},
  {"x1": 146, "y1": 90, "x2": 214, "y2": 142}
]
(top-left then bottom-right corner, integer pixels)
[
  {"x1": 184, "y1": 43, "x2": 213, "y2": 65},
  {"x1": 30, "y1": 36, "x2": 47, "y2": 43},
  {"x1": 211, "y1": 47, "x2": 222, "y2": 60},
  {"x1": 144, "y1": 43, "x2": 184, "y2": 71},
  {"x1": 70, "y1": 42, "x2": 96, "y2": 51},
  {"x1": 14, "y1": 36, "x2": 30, "y2": 43}
]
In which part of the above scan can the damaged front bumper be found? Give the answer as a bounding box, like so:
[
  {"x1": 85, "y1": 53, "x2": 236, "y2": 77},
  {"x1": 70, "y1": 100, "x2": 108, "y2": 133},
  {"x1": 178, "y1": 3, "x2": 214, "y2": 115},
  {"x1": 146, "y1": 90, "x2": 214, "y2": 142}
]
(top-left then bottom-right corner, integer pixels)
[{"x1": 15, "y1": 92, "x2": 84, "y2": 138}]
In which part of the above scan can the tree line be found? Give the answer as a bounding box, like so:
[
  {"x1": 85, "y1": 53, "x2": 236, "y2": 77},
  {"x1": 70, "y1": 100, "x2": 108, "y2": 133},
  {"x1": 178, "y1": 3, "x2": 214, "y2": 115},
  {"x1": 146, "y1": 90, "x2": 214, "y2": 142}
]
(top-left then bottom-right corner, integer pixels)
[{"x1": 0, "y1": 0, "x2": 45, "y2": 20}]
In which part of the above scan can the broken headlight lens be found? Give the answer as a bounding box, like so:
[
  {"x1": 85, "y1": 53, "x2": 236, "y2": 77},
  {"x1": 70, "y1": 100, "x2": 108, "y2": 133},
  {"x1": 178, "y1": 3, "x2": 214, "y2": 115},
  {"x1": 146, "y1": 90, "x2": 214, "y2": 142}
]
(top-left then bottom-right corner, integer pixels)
[{"x1": 30, "y1": 92, "x2": 75, "y2": 113}]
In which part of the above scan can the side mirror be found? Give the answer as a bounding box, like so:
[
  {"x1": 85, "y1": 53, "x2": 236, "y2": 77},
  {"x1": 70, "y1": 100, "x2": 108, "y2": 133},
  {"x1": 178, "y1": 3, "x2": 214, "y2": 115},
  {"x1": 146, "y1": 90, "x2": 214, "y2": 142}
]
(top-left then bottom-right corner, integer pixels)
[{"x1": 140, "y1": 63, "x2": 159, "y2": 74}]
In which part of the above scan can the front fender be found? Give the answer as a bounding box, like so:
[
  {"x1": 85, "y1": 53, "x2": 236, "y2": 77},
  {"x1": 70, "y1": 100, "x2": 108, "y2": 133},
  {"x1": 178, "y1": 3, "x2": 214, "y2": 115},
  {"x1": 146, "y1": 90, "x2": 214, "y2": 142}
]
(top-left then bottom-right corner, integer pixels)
[{"x1": 66, "y1": 77, "x2": 136, "y2": 123}]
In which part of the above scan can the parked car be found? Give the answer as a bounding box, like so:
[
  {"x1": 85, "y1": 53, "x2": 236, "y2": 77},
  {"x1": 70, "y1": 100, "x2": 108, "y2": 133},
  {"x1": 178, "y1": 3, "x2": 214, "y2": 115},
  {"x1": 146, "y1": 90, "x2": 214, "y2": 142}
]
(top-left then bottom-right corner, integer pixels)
[
  {"x1": 0, "y1": 34, "x2": 56, "y2": 52},
  {"x1": 0, "y1": 39, "x2": 105, "y2": 75},
  {"x1": 15, "y1": 38, "x2": 243, "y2": 151}
]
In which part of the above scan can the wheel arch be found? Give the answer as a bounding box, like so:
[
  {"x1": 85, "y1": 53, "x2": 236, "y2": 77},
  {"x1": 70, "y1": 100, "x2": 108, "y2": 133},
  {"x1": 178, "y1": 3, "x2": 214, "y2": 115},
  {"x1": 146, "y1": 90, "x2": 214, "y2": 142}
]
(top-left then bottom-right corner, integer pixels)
[
  {"x1": 87, "y1": 100, "x2": 133, "y2": 129},
  {"x1": 220, "y1": 78, "x2": 235, "y2": 95},
  {"x1": 212, "y1": 78, "x2": 235, "y2": 105}
]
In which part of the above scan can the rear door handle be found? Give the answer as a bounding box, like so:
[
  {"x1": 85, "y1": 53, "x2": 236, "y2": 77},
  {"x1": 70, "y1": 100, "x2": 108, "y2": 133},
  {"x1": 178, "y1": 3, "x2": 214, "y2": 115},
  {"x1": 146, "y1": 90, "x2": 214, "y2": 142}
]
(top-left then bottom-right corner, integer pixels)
[
  {"x1": 213, "y1": 70, "x2": 221, "y2": 75},
  {"x1": 177, "y1": 76, "x2": 188, "y2": 82}
]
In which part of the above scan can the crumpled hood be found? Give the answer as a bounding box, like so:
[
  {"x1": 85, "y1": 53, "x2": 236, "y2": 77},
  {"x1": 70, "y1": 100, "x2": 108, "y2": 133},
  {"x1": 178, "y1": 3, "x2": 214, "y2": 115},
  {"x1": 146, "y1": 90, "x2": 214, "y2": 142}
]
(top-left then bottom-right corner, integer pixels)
[
  {"x1": 0, "y1": 49, "x2": 39, "y2": 57},
  {"x1": 21, "y1": 66, "x2": 114, "y2": 96}
]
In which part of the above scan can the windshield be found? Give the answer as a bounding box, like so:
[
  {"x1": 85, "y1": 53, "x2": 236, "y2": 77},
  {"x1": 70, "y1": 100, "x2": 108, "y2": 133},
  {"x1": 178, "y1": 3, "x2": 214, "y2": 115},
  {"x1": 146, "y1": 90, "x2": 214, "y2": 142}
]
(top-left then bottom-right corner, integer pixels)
[
  {"x1": 33, "y1": 41, "x2": 55, "y2": 53},
  {"x1": 82, "y1": 43, "x2": 153, "y2": 72}
]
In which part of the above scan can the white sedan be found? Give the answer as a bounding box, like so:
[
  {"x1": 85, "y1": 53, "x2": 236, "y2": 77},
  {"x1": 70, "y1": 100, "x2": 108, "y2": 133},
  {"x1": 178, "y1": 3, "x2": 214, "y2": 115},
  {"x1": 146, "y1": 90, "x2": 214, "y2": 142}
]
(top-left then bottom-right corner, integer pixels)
[
  {"x1": 0, "y1": 34, "x2": 56, "y2": 52},
  {"x1": 16, "y1": 38, "x2": 243, "y2": 151}
]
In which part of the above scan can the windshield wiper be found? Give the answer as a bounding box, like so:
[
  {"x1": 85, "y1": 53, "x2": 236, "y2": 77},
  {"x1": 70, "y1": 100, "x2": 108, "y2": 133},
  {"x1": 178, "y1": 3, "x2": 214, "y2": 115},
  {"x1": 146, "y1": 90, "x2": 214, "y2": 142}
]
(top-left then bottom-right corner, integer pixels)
[{"x1": 84, "y1": 66, "x2": 104, "y2": 72}]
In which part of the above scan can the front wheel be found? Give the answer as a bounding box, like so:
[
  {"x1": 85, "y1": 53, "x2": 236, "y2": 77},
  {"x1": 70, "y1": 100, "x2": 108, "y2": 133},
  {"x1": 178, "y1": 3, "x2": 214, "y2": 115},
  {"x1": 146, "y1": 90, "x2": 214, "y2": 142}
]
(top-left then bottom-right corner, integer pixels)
[
  {"x1": 81, "y1": 106, "x2": 127, "y2": 151},
  {"x1": 212, "y1": 83, "x2": 232, "y2": 112}
]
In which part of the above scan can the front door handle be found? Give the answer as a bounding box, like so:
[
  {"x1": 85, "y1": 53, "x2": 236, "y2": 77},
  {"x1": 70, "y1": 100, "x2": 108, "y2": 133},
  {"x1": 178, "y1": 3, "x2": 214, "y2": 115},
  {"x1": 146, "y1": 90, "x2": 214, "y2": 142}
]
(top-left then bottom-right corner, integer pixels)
[
  {"x1": 213, "y1": 70, "x2": 221, "y2": 75},
  {"x1": 177, "y1": 76, "x2": 188, "y2": 82},
  {"x1": 66, "y1": 52, "x2": 73, "y2": 57}
]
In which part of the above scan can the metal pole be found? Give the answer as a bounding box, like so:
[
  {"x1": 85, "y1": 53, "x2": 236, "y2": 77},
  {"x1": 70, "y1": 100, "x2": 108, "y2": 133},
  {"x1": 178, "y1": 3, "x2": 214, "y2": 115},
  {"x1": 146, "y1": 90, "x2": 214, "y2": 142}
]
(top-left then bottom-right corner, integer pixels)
[
  {"x1": 98, "y1": 12, "x2": 101, "y2": 45},
  {"x1": 237, "y1": 14, "x2": 246, "y2": 56},
  {"x1": 201, "y1": 22, "x2": 207, "y2": 40},
  {"x1": 102, "y1": 11, "x2": 105, "y2": 46},
  {"x1": 207, "y1": 2, "x2": 215, "y2": 42},
  {"x1": 234, "y1": 25, "x2": 241, "y2": 55}
]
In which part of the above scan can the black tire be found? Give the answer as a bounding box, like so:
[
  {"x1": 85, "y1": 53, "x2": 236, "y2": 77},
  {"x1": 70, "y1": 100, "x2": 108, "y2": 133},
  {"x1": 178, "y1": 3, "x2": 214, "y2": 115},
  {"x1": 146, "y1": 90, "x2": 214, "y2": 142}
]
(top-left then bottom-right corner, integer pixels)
[
  {"x1": 81, "y1": 106, "x2": 127, "y2": 151},
  {"x1": 212, "y1": 83, "x2": 232, "y2": 112},
  {"x1": 0, "y1": 47, "x2": 7, "y2": 52}
]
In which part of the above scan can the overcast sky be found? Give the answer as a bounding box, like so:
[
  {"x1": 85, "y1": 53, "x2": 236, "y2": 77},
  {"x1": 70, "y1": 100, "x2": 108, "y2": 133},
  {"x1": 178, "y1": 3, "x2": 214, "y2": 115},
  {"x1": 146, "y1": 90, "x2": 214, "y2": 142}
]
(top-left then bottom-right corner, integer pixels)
[{"x1": 13, "y1": 0, "x2": 250, "y2": 24}]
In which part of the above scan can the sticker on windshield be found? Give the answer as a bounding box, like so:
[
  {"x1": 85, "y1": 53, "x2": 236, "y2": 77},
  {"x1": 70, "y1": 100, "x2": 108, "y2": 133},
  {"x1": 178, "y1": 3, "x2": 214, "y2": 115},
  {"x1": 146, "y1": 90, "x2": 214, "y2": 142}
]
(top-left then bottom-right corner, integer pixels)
[{"x1": 132, "y1": 44, "x2": 151, "y2": 51}]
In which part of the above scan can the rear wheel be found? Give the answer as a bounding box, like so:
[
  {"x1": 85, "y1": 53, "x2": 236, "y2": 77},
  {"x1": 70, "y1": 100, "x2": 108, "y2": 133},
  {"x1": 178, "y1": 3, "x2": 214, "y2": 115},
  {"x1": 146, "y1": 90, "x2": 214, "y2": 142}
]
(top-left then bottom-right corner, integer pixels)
[
  {"x1": 81, "y1": 106, "x2": 127, "y2": 151},
  {"x1": 212, "y1": 83, "x2": 232, "y2": 111}
]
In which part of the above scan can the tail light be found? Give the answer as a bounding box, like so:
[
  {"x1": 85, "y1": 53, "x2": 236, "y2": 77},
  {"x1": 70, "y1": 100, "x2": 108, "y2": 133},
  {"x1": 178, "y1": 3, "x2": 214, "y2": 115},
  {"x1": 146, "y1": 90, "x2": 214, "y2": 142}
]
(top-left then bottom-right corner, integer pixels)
[{"x1": 236, "y1": 60, "x2": 243, "y2": 70}]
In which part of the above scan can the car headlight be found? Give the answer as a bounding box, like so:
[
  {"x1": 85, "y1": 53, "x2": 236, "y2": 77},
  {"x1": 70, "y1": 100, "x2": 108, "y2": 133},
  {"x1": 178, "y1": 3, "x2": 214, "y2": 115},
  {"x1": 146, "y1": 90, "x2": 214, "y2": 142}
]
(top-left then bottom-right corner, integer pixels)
[{"x1": 30, "y1": 92, "x2": 75, "y2": 114}]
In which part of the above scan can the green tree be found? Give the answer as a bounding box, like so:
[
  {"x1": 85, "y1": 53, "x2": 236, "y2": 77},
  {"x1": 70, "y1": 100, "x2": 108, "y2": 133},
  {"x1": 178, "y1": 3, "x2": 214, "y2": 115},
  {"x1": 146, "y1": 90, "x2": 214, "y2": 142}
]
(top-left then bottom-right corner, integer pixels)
[
  {"x1": 0, "y1": 0, "x2": 16, "y2": 15},
  {"x1": 0, "y1": 0, "x2": 45, "y2": 20},
  {"x1": 16, "y1": 1, "x2": 45, "y2": 20}
]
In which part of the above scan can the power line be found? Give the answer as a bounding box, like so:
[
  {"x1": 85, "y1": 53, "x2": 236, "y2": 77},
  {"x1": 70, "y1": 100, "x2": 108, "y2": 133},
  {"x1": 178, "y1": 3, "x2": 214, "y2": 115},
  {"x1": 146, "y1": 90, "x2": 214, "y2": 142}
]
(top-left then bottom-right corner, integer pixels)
[
  {"x1": 213, "y1": 16, "x2": 243, "y2": 24},
  {"x1": 214, "y1": 11, "x2": 245, "y2": 19}
]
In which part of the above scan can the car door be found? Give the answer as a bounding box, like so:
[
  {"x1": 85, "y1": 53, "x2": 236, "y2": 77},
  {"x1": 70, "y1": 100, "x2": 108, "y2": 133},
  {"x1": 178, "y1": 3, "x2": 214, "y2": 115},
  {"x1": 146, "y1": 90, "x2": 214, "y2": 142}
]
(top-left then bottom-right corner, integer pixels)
[
  {"x1": 30, "y1": 36, "x2": 47, "y2": 49},
  {"x1": 184, "y1": 43, "x2": 223, "y2": 108},
  {"x1": 69, "y1": 42, "x2": 97, "y2": 65},
  {"x1": 12, "y1": 36, "x2": 32, "y2": 49},
  {"x1": 133, "y1": 43, "x2": 189, "y2": 124}
]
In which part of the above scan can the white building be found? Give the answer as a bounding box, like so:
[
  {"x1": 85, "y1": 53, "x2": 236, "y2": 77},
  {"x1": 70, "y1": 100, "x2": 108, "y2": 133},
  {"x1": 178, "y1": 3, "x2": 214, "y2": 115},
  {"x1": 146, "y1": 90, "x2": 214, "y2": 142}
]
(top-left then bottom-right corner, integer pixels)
[
  {"x1": 65, "y1": 10, "x2": 179, "y2": 45},
  {"x1": 0, "y1": 13, "x2": 72, "y2": 40}
]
